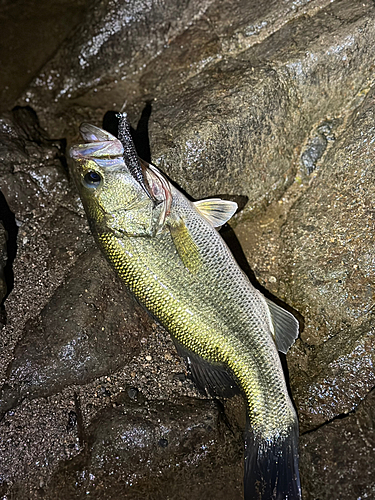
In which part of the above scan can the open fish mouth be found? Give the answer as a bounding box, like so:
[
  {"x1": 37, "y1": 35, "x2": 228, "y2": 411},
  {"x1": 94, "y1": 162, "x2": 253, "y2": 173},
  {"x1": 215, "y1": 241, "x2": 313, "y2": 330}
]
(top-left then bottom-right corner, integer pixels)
[
  {"x1": 70, "y1": 123, "x2": 124, "y2": 159},
  {"x1": 70, "y1": 114, "x2": 152, "y2": 198},
  {"x1": 70, "y1": 119, "x2": 173, "y2": 234}
]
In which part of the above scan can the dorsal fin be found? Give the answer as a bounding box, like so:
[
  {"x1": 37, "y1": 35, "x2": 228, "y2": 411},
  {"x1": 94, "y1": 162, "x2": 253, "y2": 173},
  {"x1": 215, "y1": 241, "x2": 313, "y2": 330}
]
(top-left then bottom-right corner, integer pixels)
[
  {"x1": 265, "y1": 298, "x2": 299, "y2": 354},
  {"x1": 194, "y1": 198, "x2": 238, "y2": 227}
]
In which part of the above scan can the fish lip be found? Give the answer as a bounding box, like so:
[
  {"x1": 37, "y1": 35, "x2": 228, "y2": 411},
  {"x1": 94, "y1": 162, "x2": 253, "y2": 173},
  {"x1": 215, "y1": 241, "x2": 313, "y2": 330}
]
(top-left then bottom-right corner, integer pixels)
[
  {"x1": 69, "y1": 140, "x2": 124, "y2": 160},
  {"x1": 79, "y1": 122, "x2": 117, "y2": 142}
]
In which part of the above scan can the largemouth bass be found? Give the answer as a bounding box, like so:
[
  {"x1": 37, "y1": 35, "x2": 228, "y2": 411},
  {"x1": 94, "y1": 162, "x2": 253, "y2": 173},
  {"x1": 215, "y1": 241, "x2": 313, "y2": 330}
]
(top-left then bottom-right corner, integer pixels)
[{"x1": 70, "y1": 116, "x2": 302, "y2": 500}]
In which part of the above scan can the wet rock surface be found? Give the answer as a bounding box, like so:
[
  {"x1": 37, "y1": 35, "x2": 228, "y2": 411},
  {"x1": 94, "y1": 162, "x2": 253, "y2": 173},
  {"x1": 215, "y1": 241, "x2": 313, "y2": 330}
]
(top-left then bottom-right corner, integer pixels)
[
  {"x1": 284, "y1": 85, "x2": 375, "y2": 430},
  {"x1": 0, "y1": 222, "x2": 7, "y2": 308},
  {"x1": 1, "y1": 0, "x2": 375, "y2": 499},
  {"x1": 46, "y1": 395, "x2": 243, "y2": 500},
  {"x1": 0, "y1": 0, "x2": 91, "y2": 112},
  {"x1": 300, "y1": 387, "x2": 375, "y2": 500},
  {"x1": 235, "y1": 84, "x2": 375, "y2": 435},
  {"x1": 149, "y1": 0, "x2": 375, "y2": 204},
  {"x1": 0, "y1": 249, "x2": 146, "y2": 414}
]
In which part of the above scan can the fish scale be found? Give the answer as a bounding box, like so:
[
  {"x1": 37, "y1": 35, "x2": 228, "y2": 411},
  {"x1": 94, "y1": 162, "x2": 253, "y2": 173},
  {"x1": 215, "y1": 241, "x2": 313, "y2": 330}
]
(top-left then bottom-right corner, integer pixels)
[{"x1": 70, "y1": 120, "x2": 302, "y2": 500}]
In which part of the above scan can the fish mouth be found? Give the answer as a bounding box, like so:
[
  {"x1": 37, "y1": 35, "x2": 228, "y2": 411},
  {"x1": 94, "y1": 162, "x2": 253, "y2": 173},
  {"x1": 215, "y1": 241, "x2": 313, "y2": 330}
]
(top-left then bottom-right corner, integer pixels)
[
  {"x1": 70, "y1": 121, "x2": 173, "y2": 235},
  {"x1": 70, "y1": 118, "x2": 153, "y2": 201},
  {"x1": 69, "y1": 123, "x2": 124, "y2": 160}
]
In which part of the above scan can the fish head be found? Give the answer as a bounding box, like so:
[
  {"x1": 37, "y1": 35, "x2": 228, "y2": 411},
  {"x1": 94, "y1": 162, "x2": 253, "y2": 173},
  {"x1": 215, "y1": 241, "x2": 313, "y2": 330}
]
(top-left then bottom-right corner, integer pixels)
[{"x1": 69, "y1": 123, "x2": 171, "y2": 237}]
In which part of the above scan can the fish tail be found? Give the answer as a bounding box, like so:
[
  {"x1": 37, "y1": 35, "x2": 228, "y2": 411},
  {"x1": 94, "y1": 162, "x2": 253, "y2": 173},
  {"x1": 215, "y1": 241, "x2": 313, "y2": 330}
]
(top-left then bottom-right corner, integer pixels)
[{"x1": 244, "y1": 419, "x2": 301, "y2": 500}]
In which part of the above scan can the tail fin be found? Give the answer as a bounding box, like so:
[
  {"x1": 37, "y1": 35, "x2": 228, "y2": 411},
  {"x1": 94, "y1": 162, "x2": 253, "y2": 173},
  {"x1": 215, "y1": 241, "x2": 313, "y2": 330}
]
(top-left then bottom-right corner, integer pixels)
[{"x1": 244, "y1": 420, "x2": 301, "y2": 500}]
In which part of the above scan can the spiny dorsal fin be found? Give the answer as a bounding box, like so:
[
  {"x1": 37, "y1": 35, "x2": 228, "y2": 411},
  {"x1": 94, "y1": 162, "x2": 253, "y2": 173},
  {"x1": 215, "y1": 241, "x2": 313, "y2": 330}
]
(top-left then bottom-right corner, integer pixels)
[
  {"x1": 194, "y1": 198, "x2": 238, "y2": 227},
  {"x1": 265, "y1": 298, "x2": 299, "y2": 354},
  {"x1": 173, "y1": 339, "x2": 240, "y2": 398}
]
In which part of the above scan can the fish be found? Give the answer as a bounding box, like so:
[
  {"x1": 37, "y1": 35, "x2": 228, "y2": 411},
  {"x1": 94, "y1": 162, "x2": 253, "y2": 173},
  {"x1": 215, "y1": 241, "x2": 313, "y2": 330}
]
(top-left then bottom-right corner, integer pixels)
[{"x1": 69, "y1": 118, "x2": 302, "y2": 500}]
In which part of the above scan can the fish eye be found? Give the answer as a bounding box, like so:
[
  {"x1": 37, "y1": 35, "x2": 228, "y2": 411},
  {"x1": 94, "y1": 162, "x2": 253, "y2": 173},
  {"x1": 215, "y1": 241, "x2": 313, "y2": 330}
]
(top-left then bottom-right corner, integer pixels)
[{"x1": 83, "y1": 170, "x2": 102, "y2": 188}]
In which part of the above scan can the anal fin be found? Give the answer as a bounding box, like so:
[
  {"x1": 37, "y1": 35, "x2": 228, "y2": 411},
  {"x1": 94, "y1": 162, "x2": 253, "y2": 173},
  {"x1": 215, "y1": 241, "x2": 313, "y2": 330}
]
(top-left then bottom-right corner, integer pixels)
[{"x1": 173, "y1": 340, "x2": 240, "y2": 398}]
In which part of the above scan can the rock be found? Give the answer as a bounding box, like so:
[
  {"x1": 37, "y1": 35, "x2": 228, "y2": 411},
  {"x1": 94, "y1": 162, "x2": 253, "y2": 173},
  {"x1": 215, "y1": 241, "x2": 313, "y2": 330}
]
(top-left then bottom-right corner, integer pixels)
[
  {"x1": 283, "y1": 85, "x2": 375, "y2": 430},
  {"x1": 234, "y1": 57, "x2": 375, "y2": 432},
  {"x1": 300, "y1": 388, "x2": 375, "y2": 500},
  {"x1": 20, "y1": 0, "x2": 215, "y2": 135},
  {"x1": 19, "y1": 1, "x2": 375, "y2": 212},
  {"x1": 148, "y1": 0, "x2": 375, "y2": 204},
  {"x1": 281, "y1": 85, "x2": 375, "y2": 344},
  {"x1": 20, "y1": 0, "x2": 333, "y2": 136},
  {"x1": 1, "y1": 0, "x2": 375, "y2": 498},
  {"x1": 0, "y1": 107, "x2": 88, "y2": 384},
  {"x1": 0, "y1": 250, "x2": 149, "y2": 415},
  {"x1": 0, "y1": 0, "x2": 91, "y2": 112},
  {"x1": 0, "y1": 106, "x2": 68, "y2": 220},
  {"x1": 44, "y1": 394, "x2": 243, "y2": 499},
  {"x1": 0, "y1": 391, "x2": 86, "y2": 499},
  {"x1": 0, "y1": 222, "x2": 7, "y2": 307}
]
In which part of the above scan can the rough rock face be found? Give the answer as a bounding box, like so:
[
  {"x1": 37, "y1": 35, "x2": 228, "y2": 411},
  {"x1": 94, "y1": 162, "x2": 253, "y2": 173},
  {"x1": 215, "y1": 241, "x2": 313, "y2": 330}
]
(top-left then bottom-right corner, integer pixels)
[
  {"x1": 236, "y1": 84, "x2": 375, "y2": 431},
  {"x1": 0, "y1": 222, "x2": 7, "y2": 307},
  {"x1": 149, "y1": 0, "x2": 375, "y2": 205},
  {"x1": 19, "y1": 0, "x2": 375, "y2": 208},
  {"x1": 300, "y1": 387, "x2": 375, "y2": 500},
  {"x1": 1, "y1": 0, "x2": 375, "y2": 499},
  {"x1": 45, "y1": 396, "x2": 243, "y2": 500},
  {"x1": 20, "y1": 0, "x2": 333, "y2": 137},
  {"x1": 0, "y1": 0, "x2": 91, "y2": 112},
  {"x1": 283, "y1": 87, "x2": 375, "y2": 430}
]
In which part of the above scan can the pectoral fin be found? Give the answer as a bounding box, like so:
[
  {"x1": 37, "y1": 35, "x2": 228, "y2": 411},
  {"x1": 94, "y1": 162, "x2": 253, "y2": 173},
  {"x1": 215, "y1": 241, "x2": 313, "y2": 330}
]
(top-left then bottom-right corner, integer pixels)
[
  {"x1": 169, "y1": 219, "x2": 201, "y2": 274},
  {"x1": 265, "y1": 298, "x2": 299, "y2": 354},
  {"x1": 194, "y1": 198, "x2": 238, "y2": 227}
]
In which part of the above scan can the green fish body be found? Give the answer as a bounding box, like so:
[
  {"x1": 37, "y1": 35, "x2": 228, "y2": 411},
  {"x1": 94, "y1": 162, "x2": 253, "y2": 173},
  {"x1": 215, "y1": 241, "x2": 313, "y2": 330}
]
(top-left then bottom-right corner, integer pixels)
[{"x1": 70, "y1": 119, "x2": 301, "y2": 500}]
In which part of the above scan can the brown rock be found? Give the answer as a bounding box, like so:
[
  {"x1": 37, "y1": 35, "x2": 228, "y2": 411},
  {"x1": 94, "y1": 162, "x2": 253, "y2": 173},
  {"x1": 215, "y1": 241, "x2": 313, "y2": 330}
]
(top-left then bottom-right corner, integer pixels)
[{"x1": 300, "y1": 388, "x2": 375, "y2": 500}]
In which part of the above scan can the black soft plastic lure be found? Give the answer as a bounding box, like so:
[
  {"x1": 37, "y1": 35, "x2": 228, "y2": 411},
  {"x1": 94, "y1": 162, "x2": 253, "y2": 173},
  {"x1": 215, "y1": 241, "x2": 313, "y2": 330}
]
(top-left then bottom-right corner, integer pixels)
[{"x1": 116, "y1": 112, "x2": 154, "y2": 200}]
